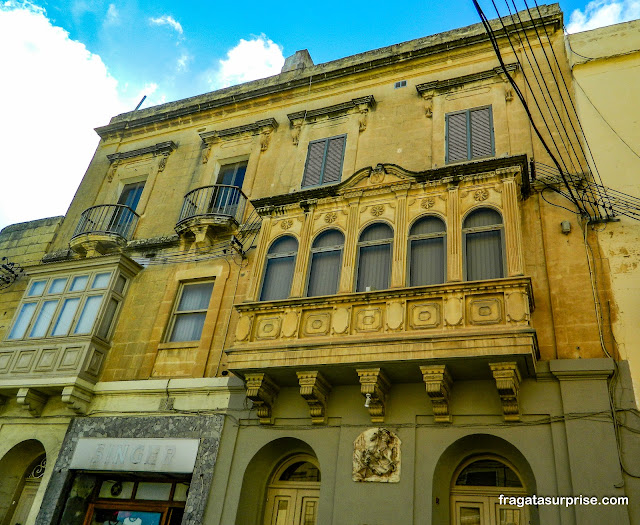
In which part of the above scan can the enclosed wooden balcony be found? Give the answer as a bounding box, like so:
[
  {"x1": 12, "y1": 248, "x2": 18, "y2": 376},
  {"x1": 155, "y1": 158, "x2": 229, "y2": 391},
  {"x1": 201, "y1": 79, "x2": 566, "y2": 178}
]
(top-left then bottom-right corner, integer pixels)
[
  {"x1": 227, "y1": 276, "x2": 539, "y2": 386},
  {"x1": 70, "y1": 204, "x2": 139, "y2": 256},
  {"x1": 175, "y1": 185, "x2": 248, "y2": 241}
]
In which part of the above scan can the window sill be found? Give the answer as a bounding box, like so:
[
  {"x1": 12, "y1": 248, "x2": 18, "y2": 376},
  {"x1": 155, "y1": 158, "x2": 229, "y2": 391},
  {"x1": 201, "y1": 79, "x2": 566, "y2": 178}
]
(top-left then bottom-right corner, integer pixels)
[{"x1": 157, "y1": 341, "x2": 200, "y2": 350}]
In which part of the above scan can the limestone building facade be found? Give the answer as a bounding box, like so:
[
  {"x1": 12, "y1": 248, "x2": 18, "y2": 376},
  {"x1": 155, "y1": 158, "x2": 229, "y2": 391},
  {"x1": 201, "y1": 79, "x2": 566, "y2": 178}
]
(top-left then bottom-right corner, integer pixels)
[{"x1": 0, "y1": 5, "x2": 638, "y2": 525}]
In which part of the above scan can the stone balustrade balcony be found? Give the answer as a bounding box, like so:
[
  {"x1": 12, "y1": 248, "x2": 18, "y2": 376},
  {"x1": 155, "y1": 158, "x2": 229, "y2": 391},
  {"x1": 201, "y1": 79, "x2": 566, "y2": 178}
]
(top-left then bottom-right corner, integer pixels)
[{"x1": 227, "y1": 276, "x2": 538, "y2": 386}]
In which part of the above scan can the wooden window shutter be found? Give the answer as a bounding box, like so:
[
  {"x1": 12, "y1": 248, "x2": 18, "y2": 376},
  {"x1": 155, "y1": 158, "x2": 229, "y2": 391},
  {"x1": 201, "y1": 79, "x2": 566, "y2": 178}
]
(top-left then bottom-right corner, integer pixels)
[
  {"x1": 302, "y1": 141, "x2": 326, "y2": 187},
  {"x1": 446, "y1": 112, "x2": 468, "y2": 163},
  {"x1": 322, "y1": 136, "x2": 346, "y2": 184},
  {"x1": 470, "y1": 107, "x2": 493, "y2": 158}
]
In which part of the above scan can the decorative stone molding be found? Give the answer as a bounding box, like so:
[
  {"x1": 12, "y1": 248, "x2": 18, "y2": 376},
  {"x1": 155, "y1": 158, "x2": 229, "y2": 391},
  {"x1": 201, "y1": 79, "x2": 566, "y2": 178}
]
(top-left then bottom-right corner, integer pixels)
[
  {"x1": 357, "y1": 368, "x2": 391, "y2": 423},
  {"x1": 353, "y1": 428, "x2": 401, "y2": 482},
  {"x1": 61, "y1": 385, "x2": 93, "y2": 415},
  {"x1": 245, "y1": 373, "x2": 280, "y2": 424},
  {"x1": 415, "y1": 63, "x2": 519, "y2": 98},
  {"x1": 287, "y1": 95, "x2": 376, "y2": 127},
  {"x1": 17, "y1": 387, "x2": 47, "y2": 417},
  {"x1": 489, "y1": 362, "x2": 522, "y2": 421},
  {"x1": 106, "y1": 141, "x2": 177, "y2": 180},
  {"x1": 290, "y1": 117, "x2": 304, "y2": 145},
  {"x1": 297, "y1": 371, "x2": 331, "y2": 424},
  {"x1": 199, "y1": 118, "x2": 278, "y2": 161},
  {"x1": 421, "y1": 365, "x2": 453, "y2": 423}
]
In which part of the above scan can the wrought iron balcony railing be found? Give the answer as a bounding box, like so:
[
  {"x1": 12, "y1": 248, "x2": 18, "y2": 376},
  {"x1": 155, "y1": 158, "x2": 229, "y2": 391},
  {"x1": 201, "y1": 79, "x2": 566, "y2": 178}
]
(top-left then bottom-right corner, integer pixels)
[
  {"x1": 72, "y1": 204, "x2": 139, "y2": 241},
  {"x1": 176, "y1": 185, "x2": 247, "y2": 228}
]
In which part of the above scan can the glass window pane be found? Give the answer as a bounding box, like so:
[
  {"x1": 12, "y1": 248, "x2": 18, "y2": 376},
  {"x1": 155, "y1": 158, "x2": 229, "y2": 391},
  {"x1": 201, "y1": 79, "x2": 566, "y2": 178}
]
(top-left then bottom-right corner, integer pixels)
[
  {"x1": 170, "y1": 313, "x2": 207, "y2": 342},
  {"x1": 466, "y1": 230, "x2": 503, "y2": 281},
  {"x1": 410, "y1": 216, "x2": 446, "y2": 236},
  {"x1": 28, "y1": 280, "x2": 46, "y2": 297},
  {"x1": 312, "y1": 229, "x2": 344, "y2": 249},
  {"x1": 98, "y1": 480, "x2": 135, "y2": 499},
  {"x1": 114, "y1": 275, "x2": 127, "y2": 294},
  {"x1": 70, "y1": 275, "x2": 89, "y2": 291},
  {"x1": 410, "y1": 237, "x2": 445, "y2": 286},
  {"x1": 29, "y1": 300, "x2": 59, "y2": 338},
  {"x1": 464, "y1": 208, "x2": 503, "y2": 228},
  {"x1": 135, "y1": 482, "x2": 172, "y2": 501},
  {"x1": 48, "y1": 278, "x2": 68, "y2": 294},
  {"x1": 268, "y1": 236, "x2": 298, "y2": 255},
  {"x1": 260, "y1": 256, "x2": 295, "y2": 301},
  {"x1": 98, "y1": 298, "x2": 119, "y2": 339},
  {"x1": 91, "y1": 272, "x2": 111, "y2": 289},
  {"x1": 52, "y1": 297, "x2": 80, "y2": 336},
  {"x1": 359, "y1": 223, "x2": 393, "y2": 242},
  {"x1": 177, "y1": 282, "x2": 214, "y2": 311},
  {"x1": 357, "y1": 243, "x2": 391, "y2": 292},
  {"x1": 307, "y1": 250, "x2": 341, "y2": 297},
  {"x1": 8, "y1": 302, "x2": 37, "y2": 339},
  {"x1": 73, "y1": 295, "x2": 104, "y2": 334}
]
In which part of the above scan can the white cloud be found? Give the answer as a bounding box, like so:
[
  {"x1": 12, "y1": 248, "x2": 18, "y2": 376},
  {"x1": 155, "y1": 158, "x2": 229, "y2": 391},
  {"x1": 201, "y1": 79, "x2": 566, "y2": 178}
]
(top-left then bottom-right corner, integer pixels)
[
  {"x1": 209, "y1": 35, "x2": 285, "y2": 90},
  {"x1": 149, "y1": 14, "x2": 183, "y2": 35},
  {"x1": 567, "y1": 0, "x2": 640, "y2": 33},
  {"x1": 176, "y1": 52, "x2": 191, "y2": 72},
  {"x1": 105, "y1": 3, "x2": 118, "y2": 24},
  {"x1": 0, "y1": 1, "x2": 138, "y2": 229}
]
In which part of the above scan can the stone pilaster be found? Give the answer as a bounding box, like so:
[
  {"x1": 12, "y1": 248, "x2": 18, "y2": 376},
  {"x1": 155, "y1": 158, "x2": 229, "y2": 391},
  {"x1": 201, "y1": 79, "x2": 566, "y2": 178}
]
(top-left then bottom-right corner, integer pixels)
[
  {"x1": 297, "y1": 371, "x2": 332, "y2": 424},
  {"x1": 420, "y1": 365, "x2": 453, "y2": 423},
  {"x1": 489, "y1": 362, "x2": 522, "y2": 421},
  {"x1": 501, "y1": 174, "x2": 524, "y2": 276},
  {"x1": 357, "y1": 368, "x2": 391, "y2": 423},
  {"x1": 339, "y1": 195, "x2": 362, "y2": 293},
  {"x1": 447, "y1": 185, "x2": 461, "y2": 281},
  {"x1": 245, "y1": 373, "x2": 280, "y2": 424},
  {"x1": 291, "y1": 203, "x2": 316, "y2": 297}
]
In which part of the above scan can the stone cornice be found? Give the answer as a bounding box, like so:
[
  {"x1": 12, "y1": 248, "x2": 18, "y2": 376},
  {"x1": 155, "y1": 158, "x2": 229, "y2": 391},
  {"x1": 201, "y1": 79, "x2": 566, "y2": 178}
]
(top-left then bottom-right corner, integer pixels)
[
  {"x1": 94, "y1": 6, "x2": 561, "y2": 137},
  {"x1": 287, "y1": 95, "x2": 376, "y2": 123},
  {"x1": 415, "y1": 63, "x2": 520, "y2": 97},
  {"x1": 106, "y1": 141, "x2": 177, "y2": 163},
  {"x1": 251, "y1": 155, "x2": 529, "y2": 210},
  {"x1": 199, "y1": 118, "x2": 279, "y2": 145}
]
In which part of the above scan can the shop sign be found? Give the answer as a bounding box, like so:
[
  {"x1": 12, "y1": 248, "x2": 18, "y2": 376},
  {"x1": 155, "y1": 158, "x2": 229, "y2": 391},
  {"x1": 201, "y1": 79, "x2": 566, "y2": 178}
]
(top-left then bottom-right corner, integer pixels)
[{"x1": 70, "y1": 438, "x2": 199, "y2": 473}]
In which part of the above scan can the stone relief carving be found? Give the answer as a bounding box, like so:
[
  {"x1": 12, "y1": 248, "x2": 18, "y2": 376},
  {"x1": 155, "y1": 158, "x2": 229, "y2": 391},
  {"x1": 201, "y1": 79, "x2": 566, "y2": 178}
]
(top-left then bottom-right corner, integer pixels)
[
  {"x1": 370, "y1": 204, "x2": 385, "y2": 217},
  {"x1": 324, "y1": 211, "x2": 337, "y2": 223},
  {"x1": 280, "y1": 219, "x2": 293, "y2": 230},
  {"x1": 474, "y1": 188, "x2": 490, "y2": 202},
  {"x1": 353, "y1": 428, "x2": 401, "y2": 482},
  {"x1": 421, "y1": 197, "x2": 436, "y2": 209}
]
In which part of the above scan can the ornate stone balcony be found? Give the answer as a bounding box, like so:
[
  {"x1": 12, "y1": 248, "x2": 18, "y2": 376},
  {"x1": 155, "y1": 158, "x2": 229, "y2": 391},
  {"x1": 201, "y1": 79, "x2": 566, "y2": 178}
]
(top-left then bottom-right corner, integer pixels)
[
  {"x1": 227, "y1": 276, "x2": 538, "y2": 383},
  {"x1": 70, "y1": 204, "x2": 139, "y2": 256},
  {"x1": 175, "y1": 185, "x2": 248, "y2": 246}
]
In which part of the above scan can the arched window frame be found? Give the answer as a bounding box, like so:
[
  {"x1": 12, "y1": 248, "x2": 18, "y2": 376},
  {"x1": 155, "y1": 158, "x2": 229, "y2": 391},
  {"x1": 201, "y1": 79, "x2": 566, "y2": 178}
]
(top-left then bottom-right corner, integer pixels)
[
  {"x1": 407, "y1": 214, "x2": 447, "y2": 287},
  {"x1": 355, "y1": 221, "x2": 394, "y2": 293},
  {"x1": 306, "y1": 228, "x2": 345, "y2": 297},
  {"x1": 269, "y1": 454, "x2": 322, "y2": 487},
  {"x1": 462, "y1": 206, "x2": 506, "y2": 281},
  {"x1": 451, "y1": 455, "x2": 526, "y2": 494},
  {"x1": 259, "y1": 235, "x2": 299, "y2": 301}
]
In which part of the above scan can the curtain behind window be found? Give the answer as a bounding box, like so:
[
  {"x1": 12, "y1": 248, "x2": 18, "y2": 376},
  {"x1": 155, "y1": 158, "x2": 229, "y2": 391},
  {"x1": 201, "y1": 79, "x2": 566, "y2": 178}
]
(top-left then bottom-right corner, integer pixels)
[
  {"x1": 307, "y1": 230, "x2": 344, "y2": 297},
  {"x1": 409, "y1": 216, "x2": 446, "y2": 286},
  {"x1": 260, "y1": 236, "x2": 298, "y2": 301},
  {"x1": 463, "y1": 208, "x2": 504, "y2": 281},
  {"x1": 356, "y1": 223, "x2": 393, "y2": 292}
]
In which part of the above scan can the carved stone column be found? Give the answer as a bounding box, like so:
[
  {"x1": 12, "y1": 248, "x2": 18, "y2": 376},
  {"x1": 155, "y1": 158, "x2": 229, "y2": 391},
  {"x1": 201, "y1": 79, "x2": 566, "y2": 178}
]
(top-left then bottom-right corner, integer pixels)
[
  {"x1": 357, "y1": 368, "x2": 391, "y2": 423},
  {"x1": 297, "y1": 371, "x2": 331, "y2": 424},
  {"x1": 489, "y1": 362, "x2": 522, "y2": 421},
  {"x1": 420, "y1": 365, "x2": 453, "y2": 423},
  {"x1": 500, "y1": 173, "x2": 524, "y2": 276},
  {"x1": 17, "y1": 388, "x2": 47, "y2": 417},
  {"x1": 391, "y1": 187, "x2": 409, "y2": 288},
  {"x1": 245, "y1": 373, "x2": 280, "y2": 424},
  {"x1": 447, "y1": 185, "x2": 462, "y2": 281}
]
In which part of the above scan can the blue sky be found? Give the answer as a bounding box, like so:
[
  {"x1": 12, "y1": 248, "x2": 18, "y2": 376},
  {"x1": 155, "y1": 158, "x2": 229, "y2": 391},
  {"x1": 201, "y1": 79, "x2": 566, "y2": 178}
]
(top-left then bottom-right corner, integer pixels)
[{"x1": 1, "y1": 0, "x2": 639, "y2": 230}]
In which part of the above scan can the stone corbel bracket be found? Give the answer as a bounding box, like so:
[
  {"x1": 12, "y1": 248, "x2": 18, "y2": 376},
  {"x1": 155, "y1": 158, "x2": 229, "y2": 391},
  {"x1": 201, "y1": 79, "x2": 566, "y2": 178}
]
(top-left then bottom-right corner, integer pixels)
[
  {"x1": 17, "y1": 388, "x2": 48, "y2": 417},
  {"x1": 106, "y1": 141, "x2": 177, "y2": 181},
  {"x1": 489, "y1": 362, "x2": 522, "y2": 421},
  {"x1": 62, "y1": 385, "x2": 94, "y2": 415},
  {"x1": 297, "y1": 371, "x2": 332, "y2": 424},
  {"x1": 199, "y1": 118, "x2": 279, "y2": 162},
  {"x1": 416, "y1": 63, "x2": 520, "y2": 115},
  {"x1": 421, "y1": 365, "x2": 453, "y2": 423},
  {"x1": 287, "y1": 95, "x2": 376, "y2": 139},
  {"x1": 245, "y1": 373, "x2": 280, "y2": 424},
  {"x1": 357, "y1": 368, "x2": 391, "y2": 423}
]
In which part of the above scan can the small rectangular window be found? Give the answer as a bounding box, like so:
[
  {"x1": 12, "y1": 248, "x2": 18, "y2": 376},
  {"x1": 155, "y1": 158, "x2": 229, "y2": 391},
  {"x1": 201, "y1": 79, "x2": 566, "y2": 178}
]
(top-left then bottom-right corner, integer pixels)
[
  {"x1": 394, "y1": 80, "x2": 407, "y2": 88},
  {"x1": 167, "y1": 281, "x2": 214, "y2": 342},
  {"x1": 446, "y1": 106, "x2": 494, "y2": 163},
  {"x1": 301, "y1": 135, "x2": 346, "y2": 188}
]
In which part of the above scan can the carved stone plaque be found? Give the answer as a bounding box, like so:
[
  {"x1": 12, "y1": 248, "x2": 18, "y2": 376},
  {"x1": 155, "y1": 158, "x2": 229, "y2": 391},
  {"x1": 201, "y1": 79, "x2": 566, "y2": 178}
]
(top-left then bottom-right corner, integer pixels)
[{"x1": 353, "y1": 428, "x2": 401, "y2": 483}]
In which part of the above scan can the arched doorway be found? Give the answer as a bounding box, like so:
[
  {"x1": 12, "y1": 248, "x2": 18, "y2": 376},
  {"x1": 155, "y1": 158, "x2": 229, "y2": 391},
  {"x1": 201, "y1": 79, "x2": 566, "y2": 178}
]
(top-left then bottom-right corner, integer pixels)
[
  {"x1": 263, "y1": 455, "x2": 320, "y2": 525},
  {"x1": 450, "y1": 456, "x2": 529, "y2": 525}
]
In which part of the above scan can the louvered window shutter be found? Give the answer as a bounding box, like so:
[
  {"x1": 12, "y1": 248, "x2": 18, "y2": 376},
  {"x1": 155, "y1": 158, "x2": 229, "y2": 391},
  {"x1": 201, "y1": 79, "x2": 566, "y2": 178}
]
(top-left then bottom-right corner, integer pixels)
[
  {"x1": 302, "y1": 141, "x2": 326, "y2": 187},
  {"x1": 323, "y1": 135, "x2": 346, "y2": 184},
  {"x1": 470, "y1": 107, "x2": 493, "y2": 158},
  {"x1": 446, "y1": 112, "x2": 469, "y2": 163}
]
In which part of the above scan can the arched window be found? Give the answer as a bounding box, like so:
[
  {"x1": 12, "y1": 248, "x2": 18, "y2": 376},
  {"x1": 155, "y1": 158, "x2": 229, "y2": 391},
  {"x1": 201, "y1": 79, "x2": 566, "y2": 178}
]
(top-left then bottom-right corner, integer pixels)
[
  {"x1": 408, "y1": 216, "x2": 446, "y2": 286},
  {"x1": 356, "y1": 223, "x2": 393, "y2": 292},
  {"x1": 463, "y1": 208, "x2": 505, "y2": 281},
  {"x1": 307, "y1": 229, "x2": 344, "y2": 297},
  {"x1": 260, "y1": 236, "x2": 298, "y2": 301}
]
